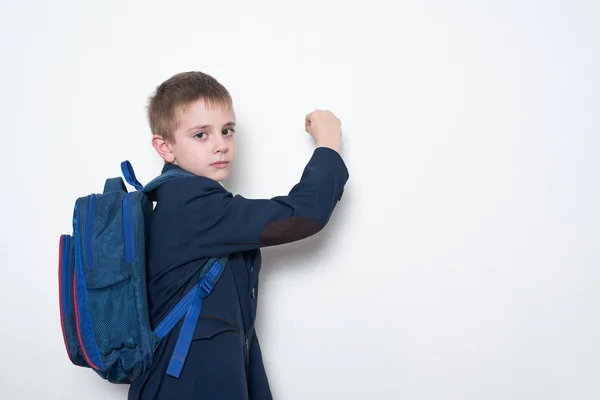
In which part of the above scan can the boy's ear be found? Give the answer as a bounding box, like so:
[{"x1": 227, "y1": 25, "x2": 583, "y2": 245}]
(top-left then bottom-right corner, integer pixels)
[{"x1": 152, "y1": 135, "x2": 176, "y2": 164}]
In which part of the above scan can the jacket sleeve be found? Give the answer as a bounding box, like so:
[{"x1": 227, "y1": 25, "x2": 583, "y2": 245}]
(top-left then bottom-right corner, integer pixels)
[{"x1": 188, "y1": 147, "x2": 349, "y2": 254}]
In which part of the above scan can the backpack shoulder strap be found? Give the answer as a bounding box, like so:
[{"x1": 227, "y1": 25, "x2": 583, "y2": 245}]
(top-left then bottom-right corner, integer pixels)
[
  {"x1": 119, "y1": 160, "x2": 220, "y2": 378},
  {"x1": 153, "y1": 255, "x2": 229, "y2": 378},
  {"x1": 120, "y1": 160, "x2": 195, "y2": 193}
]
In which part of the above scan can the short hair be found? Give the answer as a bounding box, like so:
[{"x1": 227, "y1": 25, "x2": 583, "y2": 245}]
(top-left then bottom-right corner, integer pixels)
[{"x1": 147, "y1": 71, "x2": 232, "y2": 142}]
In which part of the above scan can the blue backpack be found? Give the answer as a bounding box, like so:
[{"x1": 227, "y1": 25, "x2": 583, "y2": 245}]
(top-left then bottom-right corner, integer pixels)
[{"x1": 58, "y1": 161, "x2": 228, "y2": 383}]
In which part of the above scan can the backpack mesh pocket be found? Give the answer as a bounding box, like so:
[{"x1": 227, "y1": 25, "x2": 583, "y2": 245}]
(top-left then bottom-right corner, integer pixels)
[{"x1": 86, "y1": 277, "x2": 140, "y2": 354}]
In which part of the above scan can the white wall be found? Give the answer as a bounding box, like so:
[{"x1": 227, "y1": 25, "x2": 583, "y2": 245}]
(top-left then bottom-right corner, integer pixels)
[{"x1": 1, "y1": 0, "x2": 599, "y2": 399}]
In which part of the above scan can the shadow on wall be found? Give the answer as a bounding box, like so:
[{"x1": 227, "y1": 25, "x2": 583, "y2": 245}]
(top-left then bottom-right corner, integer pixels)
[{"x1": 257, "y1": 186, "x2": 350, "y2": 285}]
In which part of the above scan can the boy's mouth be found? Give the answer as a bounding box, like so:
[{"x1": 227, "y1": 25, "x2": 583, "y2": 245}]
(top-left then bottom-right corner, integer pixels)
[{"x1": 210, "y1": 161, "x2": 229, "y2": 169}]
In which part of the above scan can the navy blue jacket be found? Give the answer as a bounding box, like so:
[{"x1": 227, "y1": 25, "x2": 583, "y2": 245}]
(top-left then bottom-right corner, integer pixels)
[{"x1": 128, "y1": 147, "x2": 349, "y2": 399}]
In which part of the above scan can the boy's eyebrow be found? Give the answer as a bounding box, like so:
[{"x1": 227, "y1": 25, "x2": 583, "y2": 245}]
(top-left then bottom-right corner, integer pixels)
[{"x1": 187, "y1": 121, "x2": 236, "y2": 132}]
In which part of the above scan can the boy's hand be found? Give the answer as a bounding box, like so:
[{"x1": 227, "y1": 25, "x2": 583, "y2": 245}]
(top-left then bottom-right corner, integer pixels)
[{"x1": 305, "y1": 110, "x2": 342, "y2": 153}]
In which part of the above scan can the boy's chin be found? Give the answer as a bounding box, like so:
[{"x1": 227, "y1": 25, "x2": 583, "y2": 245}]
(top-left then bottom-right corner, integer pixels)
[{"x1": 208, "y1": 169, "x2": 231, "y2": 182}]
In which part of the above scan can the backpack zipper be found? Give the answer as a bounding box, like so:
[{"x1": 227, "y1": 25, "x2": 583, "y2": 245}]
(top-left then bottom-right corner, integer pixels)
[
  {"x1": 123, "y1": 193, "x2": 134, "y2": 263},
  {"x1": 59, "y1": 234, "x2": 73, "y2": 361},
  {"x1": 85, "y1": 195, "x2": 96, "y2": 268},
  {"x1": 59, "y1": 234, "x2": 73, "y2": 317}
]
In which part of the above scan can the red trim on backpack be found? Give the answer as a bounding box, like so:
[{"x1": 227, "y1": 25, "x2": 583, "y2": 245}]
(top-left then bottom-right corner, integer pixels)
[{"x1": 73, "y1": 268, "x2": 99, "y2": 370}]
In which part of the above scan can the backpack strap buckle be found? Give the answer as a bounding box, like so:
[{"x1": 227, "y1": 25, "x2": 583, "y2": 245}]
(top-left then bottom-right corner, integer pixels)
[{"x1": 198, "y1": 279, "x2": 214, "y2": 297}]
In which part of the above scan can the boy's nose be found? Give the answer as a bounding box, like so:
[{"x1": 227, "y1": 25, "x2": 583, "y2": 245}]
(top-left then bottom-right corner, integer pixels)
[{"x1": 213, "y1": 136, "x2": 228, "y2": 153}]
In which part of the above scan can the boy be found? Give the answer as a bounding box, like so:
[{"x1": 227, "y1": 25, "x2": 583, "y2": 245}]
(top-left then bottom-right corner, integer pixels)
[{"x1": 128, "y1": 71, "x2": 349, "y2": 399}]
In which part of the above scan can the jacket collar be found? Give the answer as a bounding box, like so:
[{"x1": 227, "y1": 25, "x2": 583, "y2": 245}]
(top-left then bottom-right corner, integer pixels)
[
  {"x1": 161, "y1": 163, "x2": 180, "y2": 174},
  {"x1": 160, "y1": 163, "x2": 226, "y2": 188}
]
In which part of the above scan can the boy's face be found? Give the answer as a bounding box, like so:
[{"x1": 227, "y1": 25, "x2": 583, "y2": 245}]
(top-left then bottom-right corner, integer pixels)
[{"x1": 156, "y1": 99, "x2": 236, "y2": 182}]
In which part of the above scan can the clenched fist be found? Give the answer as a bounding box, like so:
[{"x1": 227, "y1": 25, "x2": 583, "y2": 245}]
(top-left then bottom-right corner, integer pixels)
[{"x1": 305, "y1": 110, "x2": 342, "y2": 153}]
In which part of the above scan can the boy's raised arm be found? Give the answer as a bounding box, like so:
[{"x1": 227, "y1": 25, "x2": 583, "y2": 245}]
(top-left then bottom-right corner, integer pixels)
[{"x1": 187, "y1": 110, "x2": 349, "y2": 254}]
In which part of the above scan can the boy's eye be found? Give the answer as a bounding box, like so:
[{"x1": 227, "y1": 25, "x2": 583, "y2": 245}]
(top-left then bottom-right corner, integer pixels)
[
  {"x1": 194, "y1": 132, "x2": 207, "y2": 139},
  {"x1": 223, "y1": 128, "x2": 235, "y2": 136}
]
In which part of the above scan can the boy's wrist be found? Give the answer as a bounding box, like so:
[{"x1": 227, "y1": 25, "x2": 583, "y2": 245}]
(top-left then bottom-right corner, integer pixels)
[{"x1": 316, "y1": 141, "x2": 341, "y2": 154}]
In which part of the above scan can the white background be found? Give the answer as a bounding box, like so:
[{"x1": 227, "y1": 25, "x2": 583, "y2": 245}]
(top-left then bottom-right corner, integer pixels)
[{"x1": 1, "y1": 0, "x2": 599, "y2": 399}]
